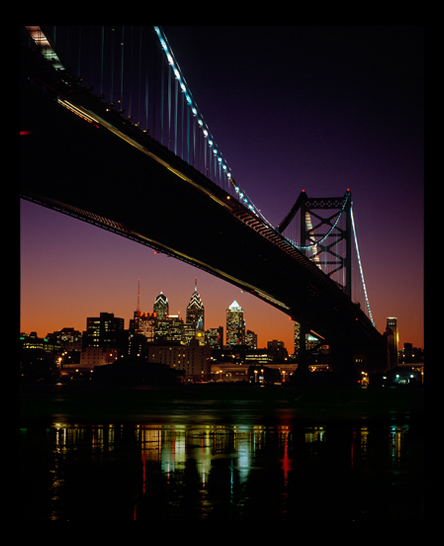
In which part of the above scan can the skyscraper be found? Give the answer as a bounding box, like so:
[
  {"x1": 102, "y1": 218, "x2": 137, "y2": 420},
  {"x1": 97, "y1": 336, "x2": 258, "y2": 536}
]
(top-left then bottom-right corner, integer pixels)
[
  {"x1": 226, "y1": 300, "x2": 245, "y2": 347},
  {"x1": 187, "y1": 279, "x2": 204, "y2": 327},
  {"x1": 153, "y1": 292, "x2": 169, "y2": 319},
  {"x1": 386, "y1": 317, "x2": 399, "y2": 369}
]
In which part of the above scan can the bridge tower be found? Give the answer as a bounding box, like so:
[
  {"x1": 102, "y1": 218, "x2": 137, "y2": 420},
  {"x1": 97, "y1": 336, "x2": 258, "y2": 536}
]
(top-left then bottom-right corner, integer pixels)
[
  {"x1": 278, "y1": 190, "x2": 354, "y2": 372},
  {"x1": 278, "y1": 189, "x2": 352, "y2": 297},
  {"x1": 300, "y1": 190, "x2": 352, "y2": 298}
]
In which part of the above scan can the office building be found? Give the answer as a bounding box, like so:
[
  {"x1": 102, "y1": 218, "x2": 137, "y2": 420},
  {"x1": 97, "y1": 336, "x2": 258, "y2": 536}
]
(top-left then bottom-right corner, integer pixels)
[
  {"x1": 130, "y1": 311, "x2": 157, "y2": 342},
  {"x1": 155, "y1": 314, "x2": 184, "y2": 344},
  {"x1": 83, "y1": 312, "x2": 124, "y2": 349},
  {"x1": 184, "y1": 279, "x2": 205, "y2": 344},
  {"x1": 153, "y1": 292, "x2": 169, "y2": 320},
  {"x1": 206, "y1": 326, "x2": 223, "y2": 348},
  {"x1": 386, "y1": 317, "x2": 399, "y2": 369},
  {"x1": 226, "y1": 300, "x2": 245, "y2": 347},
  {"x1": 245, "y1": 329, "x2": 257, "y2": 349}
]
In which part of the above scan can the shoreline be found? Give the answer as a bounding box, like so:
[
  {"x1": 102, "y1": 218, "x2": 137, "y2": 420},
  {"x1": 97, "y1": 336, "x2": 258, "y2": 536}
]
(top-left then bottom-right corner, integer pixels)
[{"x1": 19, "y1": 381, "x2": 424, "y2": 425}]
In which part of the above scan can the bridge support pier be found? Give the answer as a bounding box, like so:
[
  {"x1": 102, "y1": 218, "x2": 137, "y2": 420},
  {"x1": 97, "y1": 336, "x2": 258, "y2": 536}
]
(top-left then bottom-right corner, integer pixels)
[{"x1": 290, "y1": 320, "x2": 311, "y2": 385}]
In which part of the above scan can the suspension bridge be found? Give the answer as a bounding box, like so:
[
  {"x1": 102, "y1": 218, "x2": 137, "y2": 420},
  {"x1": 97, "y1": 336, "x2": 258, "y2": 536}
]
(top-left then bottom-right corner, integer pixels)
[{"x1": 19, "y1": 26, "x2": 385, "y2": 372}]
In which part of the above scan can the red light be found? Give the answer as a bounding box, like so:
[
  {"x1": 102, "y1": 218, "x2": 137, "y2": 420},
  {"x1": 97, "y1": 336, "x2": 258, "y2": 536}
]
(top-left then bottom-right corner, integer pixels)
[
  {"x1": 20, "y1": 130, "x2": 32, "y2": 136},
  {"x1": 154, "y1": 251, "x2": 158, "y2": 255}
]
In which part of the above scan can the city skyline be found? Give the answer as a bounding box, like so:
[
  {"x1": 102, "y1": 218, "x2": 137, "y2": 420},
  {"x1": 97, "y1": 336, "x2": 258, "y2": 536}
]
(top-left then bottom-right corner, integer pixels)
[
  {"x1": 20, "y1": 270, "x2": 422, "y2": 355},
  {"x1": 20, "y1": 26, "x2": 423, "y2": 350},
  {"x1": 20, "y1": 275, "x2": 292, "y2": 349}
]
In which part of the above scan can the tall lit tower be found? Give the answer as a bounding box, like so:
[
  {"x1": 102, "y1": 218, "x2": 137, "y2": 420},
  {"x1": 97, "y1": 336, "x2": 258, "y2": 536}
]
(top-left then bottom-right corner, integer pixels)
[
  {"x1": 153, "y1": 292, "x2": 169, "y2": 320},
  {"x1": 226, "y1": 300, "x2": 245, "y2": 347},
  {"x1": 386, "y1": 317, "x2": 399, "y2": 369},
  {"x1": 186, "y1": 278, "x2": 205, "y2": 328},
  {"x1": 184, "y1": 278, "x2": 205, "y2": 344}
]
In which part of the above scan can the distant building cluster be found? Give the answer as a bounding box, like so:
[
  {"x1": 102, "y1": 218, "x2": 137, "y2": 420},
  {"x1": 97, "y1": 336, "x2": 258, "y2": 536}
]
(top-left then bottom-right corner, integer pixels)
[{"x1": 20, "y1": 280, "x2": 296, "y2": 384}]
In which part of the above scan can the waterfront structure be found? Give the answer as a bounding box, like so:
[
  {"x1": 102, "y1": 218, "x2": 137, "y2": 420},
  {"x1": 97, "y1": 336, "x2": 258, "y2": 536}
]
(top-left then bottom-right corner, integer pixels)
[
  {"x1": 147, "y1": 343, "x2": 211, "y2": 381},
  {"x1": 226, "y1": 300, "x2": 245, "y2": 347},
  {"x1": 79, "y1": 347, "x2": 119, "y2": 368}
]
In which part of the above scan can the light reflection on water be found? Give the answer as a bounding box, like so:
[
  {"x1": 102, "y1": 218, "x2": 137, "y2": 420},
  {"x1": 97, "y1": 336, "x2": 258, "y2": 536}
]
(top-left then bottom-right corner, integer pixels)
[{"x1": 20, "y1": 416, "x2": 424, "y2": 521}]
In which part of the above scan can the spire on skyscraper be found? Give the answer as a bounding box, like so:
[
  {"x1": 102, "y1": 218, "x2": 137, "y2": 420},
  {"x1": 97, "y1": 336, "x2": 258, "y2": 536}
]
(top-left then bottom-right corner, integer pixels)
[{"x1": 186, "y1": 278, "x2": 204, "y2": 330}]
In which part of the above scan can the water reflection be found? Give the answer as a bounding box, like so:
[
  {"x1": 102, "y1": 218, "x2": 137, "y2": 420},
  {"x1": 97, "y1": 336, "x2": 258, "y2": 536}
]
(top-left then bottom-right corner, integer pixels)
[{"x1": 20, "y1": 418, "x2": 424, "y2": 521}]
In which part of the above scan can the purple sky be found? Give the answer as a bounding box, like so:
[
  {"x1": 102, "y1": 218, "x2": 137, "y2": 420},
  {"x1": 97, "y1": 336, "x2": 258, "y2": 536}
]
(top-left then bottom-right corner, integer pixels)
[{"x1": 20, "y1": 26, "x2": 424, "y2": 350}]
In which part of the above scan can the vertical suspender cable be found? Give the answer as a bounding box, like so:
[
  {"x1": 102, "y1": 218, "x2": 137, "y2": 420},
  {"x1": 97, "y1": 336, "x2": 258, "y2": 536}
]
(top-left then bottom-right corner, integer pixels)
[
  {"x1": 186, "y1": 103, "x2": 190, "y2": 164},
  {"x1": 160, "y1": 59, "x2": 164, "y2": 145},
  {"x1": 181, "y1": 90, "x2": 184, "y2": 159},
  {"x1": 89, "y1": 26, "x2": 93, "y2": 88},
  {"x1": 174, "y1": 77, "x2": 178, "y2": 155},
  {"x1": 100, "y1": 26, "x2": 104, "y2": 97},
  {"x1": 120, "y1": 26, "x2": 124, "y2": 112},
  {"x1": 145, "y1": 37, "x2": 149, "y2": 133},
  {"x1": 77, "y1": 26, "x2": 82, "y2": 79},
  {"x1": 128, "y1": 26, "x2": 133, "y2": 119},
  {"x1": 168, "y1": 65, "x2": 171, "y2": 150},
  {"x1": 138, "y1": 27, "x2": 142, "y2": 126},
  {"x1": 351, "y1": 205, "x2": 374, "y2": 326},
  {"x1": 110, "y1": 28, "x2": 115, "y2": 104}
]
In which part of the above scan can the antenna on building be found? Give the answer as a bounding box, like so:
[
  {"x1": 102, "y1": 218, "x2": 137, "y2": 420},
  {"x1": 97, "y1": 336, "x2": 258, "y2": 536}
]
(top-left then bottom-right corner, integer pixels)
[
  {"x1": 195, "y1": 276, "x2": 198, "y2": 292},
  {"x1": 137, "y1": 279, "x2": 140, "y2": 317}
]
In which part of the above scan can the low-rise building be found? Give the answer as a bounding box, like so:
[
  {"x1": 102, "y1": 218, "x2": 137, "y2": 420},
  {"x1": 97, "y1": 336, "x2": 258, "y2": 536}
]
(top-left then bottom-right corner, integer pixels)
[{"x1": 147, "y1": 342, "x2": 211, "y2": 382}]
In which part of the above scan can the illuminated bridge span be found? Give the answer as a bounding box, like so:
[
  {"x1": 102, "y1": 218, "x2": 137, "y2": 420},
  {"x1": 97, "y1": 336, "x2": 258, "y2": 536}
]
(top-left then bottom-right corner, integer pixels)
[{"x1": 20, "y1": 26, "x2": 385, "y2": 371}]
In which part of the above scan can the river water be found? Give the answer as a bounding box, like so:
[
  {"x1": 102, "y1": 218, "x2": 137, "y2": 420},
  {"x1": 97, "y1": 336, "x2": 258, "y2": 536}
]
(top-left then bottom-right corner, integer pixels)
[{"x1": 19, "y1": 393, "x2": 424, "y2": 521}]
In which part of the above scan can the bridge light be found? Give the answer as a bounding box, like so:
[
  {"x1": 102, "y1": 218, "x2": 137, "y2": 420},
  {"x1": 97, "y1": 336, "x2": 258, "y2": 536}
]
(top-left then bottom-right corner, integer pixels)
[
  {"x1": 192, "y1": 107, "x2": 197, "y2": 116},
  {"x1": 208, "y1": 139, "x2": 213, "y2": 146}
]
